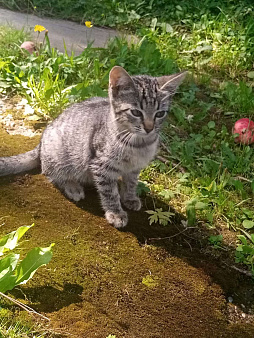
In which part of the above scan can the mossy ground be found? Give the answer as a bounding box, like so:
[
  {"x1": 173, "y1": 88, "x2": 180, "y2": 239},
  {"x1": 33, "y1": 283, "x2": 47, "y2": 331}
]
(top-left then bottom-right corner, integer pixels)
[{"x1": 1, "y1": 127, "x2": 254, "y2": 338}]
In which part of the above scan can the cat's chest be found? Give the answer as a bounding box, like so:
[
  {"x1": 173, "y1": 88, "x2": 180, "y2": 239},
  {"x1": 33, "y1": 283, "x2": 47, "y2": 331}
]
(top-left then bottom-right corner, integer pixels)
[{"x1": 120, "y1": 140, "x2": 159, "y2": 172}]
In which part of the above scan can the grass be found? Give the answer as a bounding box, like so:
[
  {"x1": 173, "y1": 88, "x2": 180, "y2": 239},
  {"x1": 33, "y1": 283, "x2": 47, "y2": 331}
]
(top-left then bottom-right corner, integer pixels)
[
  {"x1": 0, "y1": 0, "x2": 254, "y2": 327},
  {"x1": 0, "y1": 304, "x2": 55, "y2": 338},
  {"x1": 0, "y1": 26, "x2": 30, "y2": 58},
  {"x1": 0, "y1": 3, "x2": 254, "y2": 260}
]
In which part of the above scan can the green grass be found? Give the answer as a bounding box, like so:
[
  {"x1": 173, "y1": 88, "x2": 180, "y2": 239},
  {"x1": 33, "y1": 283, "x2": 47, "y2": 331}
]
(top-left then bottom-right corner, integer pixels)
[
  {"x1": 1, "y1": 1, "x2": 254, "y2": 273},
  {"x1": 0, "y1": 306, "x2": 54, "y2": 338},
  {"x1": 0, "y1": 26, "x2": 30, "y2": 58},
  {"x1": 2, "y1": 0, "x2": 254, "y2": 79}
]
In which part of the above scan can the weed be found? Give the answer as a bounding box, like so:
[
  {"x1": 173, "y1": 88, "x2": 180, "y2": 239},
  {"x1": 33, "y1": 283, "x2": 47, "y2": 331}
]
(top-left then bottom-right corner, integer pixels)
[
  {"x1": 235, "y1": 230, "x2": 254, "y2": 276},
  {"x1": 208, "y1": 234, "x2": 223, "y2": 249},
  {"x1": 146, "y1": 208, "x2": 174, "y2": 226},
  {"x1": 0, "y1": 224, "x2": 54, "y2": 293}
]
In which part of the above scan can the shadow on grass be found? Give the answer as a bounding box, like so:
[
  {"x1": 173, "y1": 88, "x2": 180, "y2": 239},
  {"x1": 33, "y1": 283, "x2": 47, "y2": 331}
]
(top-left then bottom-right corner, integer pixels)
[
  {"x1": 11, "y1": 283, "x2": 83, "y2": 313},
  {"x1": 1, "y1": 175, "x2": 253, "y2": 317},
  {"x1": 76, "y1": 188, "x2": 254, "y2": 314}
]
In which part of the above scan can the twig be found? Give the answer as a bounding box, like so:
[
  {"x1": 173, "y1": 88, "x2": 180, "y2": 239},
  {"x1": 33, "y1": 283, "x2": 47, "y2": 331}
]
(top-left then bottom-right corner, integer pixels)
[
  {"x1": 184, "y1": 238, "x2": 193, "y2": 251},
  {"x1": 223, "y1": 263, "x2": 252, "y2": 278},
  {"x1": 156, "y1": 155, "x2": 169, "y2": 163},
  {"x1": 0, "y1": 291, "x2": 50, "y2": 321},
  {"x1": 160, "y1": 141, "x2": 171, "y2": 153},
  {"x1": 148, "y1": 227, "x2": 196, "y2": 241},
  {"x1": 233, "y1": 176, "x2": 252, "y2": 183}
]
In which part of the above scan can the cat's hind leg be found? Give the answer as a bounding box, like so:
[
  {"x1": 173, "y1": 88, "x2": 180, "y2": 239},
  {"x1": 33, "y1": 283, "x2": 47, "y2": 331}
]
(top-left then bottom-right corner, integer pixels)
[{"x1": 60, "y1": 181, "x2": 85, "y2": 202}]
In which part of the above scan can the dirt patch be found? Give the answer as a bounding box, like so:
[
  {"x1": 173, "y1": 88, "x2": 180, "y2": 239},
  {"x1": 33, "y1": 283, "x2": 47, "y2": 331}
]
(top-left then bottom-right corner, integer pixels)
[{"x1": 0, "y1": 126, "x2": 254, "y2": 338}]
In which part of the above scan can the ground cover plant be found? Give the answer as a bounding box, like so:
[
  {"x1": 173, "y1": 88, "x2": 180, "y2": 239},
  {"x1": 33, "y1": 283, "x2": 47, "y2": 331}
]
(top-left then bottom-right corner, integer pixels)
[
  {"x1": 0, "y1": 0, "x2": 254, "y2": 335},
  {"x1": 0, "y1": 224, "x2": 54, "y2": 337},
  {"x1": 0, "y1": 2, "x2": 254, "y2": 271}
]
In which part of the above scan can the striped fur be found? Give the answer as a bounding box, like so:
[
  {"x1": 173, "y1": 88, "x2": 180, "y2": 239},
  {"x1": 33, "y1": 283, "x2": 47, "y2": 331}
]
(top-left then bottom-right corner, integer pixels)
[{"x1": 0, "y1": 66, "x2": 186, "y2": 228}]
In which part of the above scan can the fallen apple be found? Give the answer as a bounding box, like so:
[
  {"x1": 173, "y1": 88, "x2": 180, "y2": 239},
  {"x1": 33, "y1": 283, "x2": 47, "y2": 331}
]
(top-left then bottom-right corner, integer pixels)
[
  {"x1": 20, "y1": 41, "x2": 36, "y2": 54},
  {"x1": 232, "y1": 118, "x2": 254, "y2": 145}
]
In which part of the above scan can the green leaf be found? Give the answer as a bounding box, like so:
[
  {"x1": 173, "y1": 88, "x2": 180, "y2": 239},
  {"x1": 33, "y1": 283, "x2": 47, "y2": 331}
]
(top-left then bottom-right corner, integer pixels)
[
  {"x1": 247, "y1": 71, "x2": 254, "y2": 79},
  {"x1": 0, "y1": 254, "x2": 20, "y2": 293},
  {"x1": 195, "y1": 202, "x2": 208, "y2": 210},
  {"x1": 142, "y1": 275, "x2": 158, "y2": 288},
  {"x1": 237, "y1": 235, "x2": 248, "y2": 245},
  {"x1": 251, "y1": 180, "x2": 254, "y2": 194},
  {"x1": 15, "y1": 243, "x2": 54, "y2": 285},
  {"x1": 243, "y1": 220, "x2": 254, "y2": 229},
  {"x1": 207, "y1": 121, "x2": 215, "y2": 129},
  {"x1": 0, "y1": 253, "x2": 19, "y2": 277},
  {"x1": 238, "y1": 228, "x2": 254, "y2": 244},
  {"x1": 186, "y1": 205, "x2": 196, "y2": 226},
  {"x1": 160, "y1": 22, "x2": 173, "y2": 33},
  {"x1": 0, "y1": 224, "x2": 34, "y2": 256},
  {"x1": 151, "y1": 17, "x2": 158, "y2": 31}
]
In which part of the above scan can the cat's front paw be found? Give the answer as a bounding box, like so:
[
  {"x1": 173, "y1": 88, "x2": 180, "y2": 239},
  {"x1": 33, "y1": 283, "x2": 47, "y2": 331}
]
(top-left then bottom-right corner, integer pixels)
[
  {"x1": 122, "y1": 197, "x2": 142, "y2": 211},
  {"x1": 105, "y1": 210, "x2": 128, "y2": 228}
]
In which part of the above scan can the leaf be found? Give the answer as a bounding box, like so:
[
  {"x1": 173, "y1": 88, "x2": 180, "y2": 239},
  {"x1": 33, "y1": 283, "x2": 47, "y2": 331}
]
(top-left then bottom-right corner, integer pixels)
[
  {"x1": 26, "y1": 114, "x2": 41, "y2": 121},
  {"x1": 247, "y1": 71, "x2": 254, "y2": 79},
  {"x1": 142, "y1": 275, "x2": 159, "y2": 288},
  {"x1": 243, "y1": 220, "x2": 254, "y2": 229},
  {"x1": 186, "y1": 205, "x2": 196, "y2": 226},
  {"x1": 15, "y1": 243, "x2": 54, "y2": 285},
  {"x1": 159, "y1": 189, "x2": 174, "y2": 200},
  {"x1": 160, "y1": 22, "x2": 173, "y2": 33},
  {"x1": 251, "y1": 180, "x2": 254, "y2": 194},
  {"x1": 207, "y1": 181, "x2": 217, "y2": 193},
  {"x1": 0, "y1": 224, "x2": 34, "y2": 256},
  {"x1": 207, "y1": 121, "x2": 215, "y2": 129},
  {"x1": 0, "y1": 254, "x2": 20, "y2": 293},
  {"x1": 137, "y1": 181, "x2": 150, "y2": 196},
  {"x1": 0, "y1": 253, "x2": 19, "y2": 279},
  {"x1": 238, "y1": 228, "x2": 254, "y2": 244},
  {"x1": 151, "y1": 17, "x2": 158, "y2": 31},
  {"x1": 195, "y1": 202, "x2": 208, "y2": 210},
  {"x1": 237, "y1": 235, "x2": 248, "y2": 245}
]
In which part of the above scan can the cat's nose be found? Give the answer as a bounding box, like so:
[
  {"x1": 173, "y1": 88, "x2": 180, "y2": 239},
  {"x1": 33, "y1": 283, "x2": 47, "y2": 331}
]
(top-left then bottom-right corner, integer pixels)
[
  {"x1": 143, "y1": 121, "x2": 154, "y2": 134},
  {"x1": 144, "y1": 126, "x2": 154, "y2": 133}
]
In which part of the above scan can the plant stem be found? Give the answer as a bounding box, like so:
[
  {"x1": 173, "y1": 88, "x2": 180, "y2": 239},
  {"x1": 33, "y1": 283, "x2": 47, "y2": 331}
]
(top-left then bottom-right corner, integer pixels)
[{"x1": 0, "y1": 291, "x2": 50, "y2": 321}]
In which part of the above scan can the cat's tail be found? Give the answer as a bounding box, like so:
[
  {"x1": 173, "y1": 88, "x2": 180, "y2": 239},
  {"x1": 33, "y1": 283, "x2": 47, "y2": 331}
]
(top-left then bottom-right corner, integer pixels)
[{"x1": 0, "y1": 146, "x2": 40, "y2": 177}]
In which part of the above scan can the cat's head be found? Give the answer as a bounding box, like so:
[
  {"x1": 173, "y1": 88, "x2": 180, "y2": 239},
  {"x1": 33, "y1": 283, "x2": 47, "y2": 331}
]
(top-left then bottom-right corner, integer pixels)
[{"x1": 108, "y1": 66, "x2": 187, "y2": 138}]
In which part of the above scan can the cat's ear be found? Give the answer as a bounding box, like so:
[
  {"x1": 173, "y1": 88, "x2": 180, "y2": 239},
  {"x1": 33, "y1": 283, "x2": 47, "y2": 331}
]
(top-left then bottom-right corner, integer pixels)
[
  {"x1": 157, "y1": 71, "x2": 187, "y2": 95},
  {"x1": 109, "y1": 66, "x2": 135, "y2": 93}
]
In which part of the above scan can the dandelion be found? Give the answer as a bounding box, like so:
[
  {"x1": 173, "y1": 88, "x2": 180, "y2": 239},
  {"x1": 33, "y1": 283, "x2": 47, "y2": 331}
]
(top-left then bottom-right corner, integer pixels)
[
  {"x1": 85, "y1": 21, "x2": 93, "y2": 28},
  {"x1": 34, "y1": 25, "x2": 46, "y2": 33}
]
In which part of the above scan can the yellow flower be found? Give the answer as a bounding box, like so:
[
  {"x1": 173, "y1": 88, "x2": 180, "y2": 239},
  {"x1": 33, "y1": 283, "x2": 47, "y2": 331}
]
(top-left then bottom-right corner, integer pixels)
[
  {"x1": 34, "y1": 25, "x2": 46, "y2": 33},
  {"x1": 85, "y1": 21, "x2": 93, "y2": 28}
]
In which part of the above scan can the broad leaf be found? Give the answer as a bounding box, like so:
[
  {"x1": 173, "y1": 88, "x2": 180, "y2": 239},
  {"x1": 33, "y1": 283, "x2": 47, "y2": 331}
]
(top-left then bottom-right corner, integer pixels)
[
  {"x1": 15, "y1": 244, "x2": 54, "y2": 285},
  {"x1": 243, "y1": 220, "x2": 254, "y2": 229},
  {"x1": 0, "y1": 224, "x2": 34, "y2": 256},
  {"x1": 0, "y1": 253, "x2": 20, "y2": 292}
]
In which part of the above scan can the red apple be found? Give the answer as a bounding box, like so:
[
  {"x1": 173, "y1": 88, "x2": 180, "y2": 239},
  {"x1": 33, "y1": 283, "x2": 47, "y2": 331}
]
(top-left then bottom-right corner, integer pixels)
[
  {"x1": 233, "y1": 118, "x2": 254, "y2": 145},
  {"x1": 20, "y1": 41, "x2": 36, "y2": 54}
]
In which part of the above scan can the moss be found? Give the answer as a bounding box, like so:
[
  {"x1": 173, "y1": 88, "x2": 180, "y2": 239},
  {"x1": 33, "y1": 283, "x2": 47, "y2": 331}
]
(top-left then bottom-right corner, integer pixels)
[{"x1": 1, "y1": 126, "x2": 254, "y2": 337}]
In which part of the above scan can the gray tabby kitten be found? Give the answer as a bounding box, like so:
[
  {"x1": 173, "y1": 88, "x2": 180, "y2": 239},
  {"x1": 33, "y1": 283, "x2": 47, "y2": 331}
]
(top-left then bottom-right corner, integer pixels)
[{"x1": 0, "y1": 66, "x2": 186, "y2": 228}]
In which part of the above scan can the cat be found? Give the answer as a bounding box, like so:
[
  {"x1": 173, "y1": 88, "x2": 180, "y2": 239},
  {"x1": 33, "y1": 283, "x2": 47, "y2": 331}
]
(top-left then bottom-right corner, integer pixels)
[{"x1": 0, "y1": 66, "x2": 186, "y2": 228}]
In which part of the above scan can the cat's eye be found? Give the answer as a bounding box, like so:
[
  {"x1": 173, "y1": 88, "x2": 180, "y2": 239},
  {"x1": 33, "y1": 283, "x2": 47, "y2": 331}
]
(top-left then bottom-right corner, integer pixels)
[
  {"x1": 155, "y1": 111, "x2": 167, "y2": 118},
  {"x1": 130, "y1": 109, "x2": 143, "y2": 118}
]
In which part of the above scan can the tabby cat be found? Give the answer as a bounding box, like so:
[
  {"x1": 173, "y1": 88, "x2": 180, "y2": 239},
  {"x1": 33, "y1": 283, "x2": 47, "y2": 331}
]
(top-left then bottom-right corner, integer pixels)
[{"x1": 0, "y1": 66, "x2": 186, "y2": 228}]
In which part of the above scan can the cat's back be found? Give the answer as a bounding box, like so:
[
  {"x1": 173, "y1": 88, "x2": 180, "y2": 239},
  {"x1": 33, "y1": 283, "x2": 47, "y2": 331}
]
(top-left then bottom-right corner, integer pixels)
[
  {"x1": 49, "y1": 97, "x2": 109, "y2": 129},
  {"x1": 40, "y1": 97, "x2": 110, "y2": 162}
]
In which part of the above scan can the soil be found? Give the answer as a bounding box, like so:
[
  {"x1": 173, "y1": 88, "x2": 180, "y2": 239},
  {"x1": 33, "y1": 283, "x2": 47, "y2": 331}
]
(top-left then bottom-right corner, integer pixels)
[{"x1": 1, "y1": 126, "x2": 254, "y2": 338}]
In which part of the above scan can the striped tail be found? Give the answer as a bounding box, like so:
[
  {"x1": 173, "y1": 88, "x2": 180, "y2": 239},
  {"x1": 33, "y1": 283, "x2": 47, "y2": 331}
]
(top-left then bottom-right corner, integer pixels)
[{"x1": 0, "y1": 146, "x2": 40, "y2": 177}]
